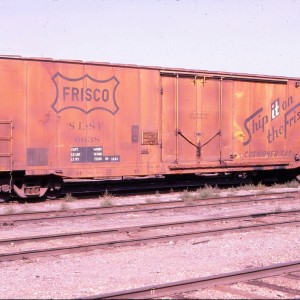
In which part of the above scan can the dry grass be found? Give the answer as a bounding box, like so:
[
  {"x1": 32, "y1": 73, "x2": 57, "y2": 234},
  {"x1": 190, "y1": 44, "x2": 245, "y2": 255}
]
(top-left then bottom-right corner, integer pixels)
[
  {"x1": 237, "y1": 183, "x2": 256, "y2": 191},
  {"x1": 180, "y1": 185, "x2": 220, "y2": 205},
  {"x1": 60, "y1": 203, "x2": 70, "y2": 211},
  {"x1": 63, "y1": 193, "x2": 77, "y2": 202},
  {"x1": 180, "y1": 189, "x2": 195, "y2": 206},
  {"x1": 196, "y1": 185, "x2": 220, "y2": 199},
  {"x1": 272, "y1": 180, "x2": 299, "y2": 188},
  {"x1": 100, "y1": 189, "x2": 114, "y2": 207}
]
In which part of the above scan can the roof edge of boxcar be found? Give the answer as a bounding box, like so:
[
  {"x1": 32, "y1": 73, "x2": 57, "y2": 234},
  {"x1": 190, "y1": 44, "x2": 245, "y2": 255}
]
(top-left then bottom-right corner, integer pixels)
[{"x1": 0, "y1": 54, "x2": 299, "y2": 81}]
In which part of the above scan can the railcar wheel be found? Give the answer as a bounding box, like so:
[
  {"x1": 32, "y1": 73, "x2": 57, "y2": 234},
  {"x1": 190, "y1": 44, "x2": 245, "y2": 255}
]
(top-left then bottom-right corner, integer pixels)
[
  {"x1": 0, "y1": 176, "x2": 11, "y2": 202},
  {"x1": 46, "y1": 176, "x2": 64, "y2": 199},
  {"x1": 0, "y1": 192, "x2": 10, "y2": 202}
]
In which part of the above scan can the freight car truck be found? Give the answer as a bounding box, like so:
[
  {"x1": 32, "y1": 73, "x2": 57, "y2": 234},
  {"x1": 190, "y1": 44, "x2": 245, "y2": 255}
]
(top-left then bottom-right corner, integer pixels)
[{"x1": 0, "y1": 55, "x2": 300, "y2": 200}]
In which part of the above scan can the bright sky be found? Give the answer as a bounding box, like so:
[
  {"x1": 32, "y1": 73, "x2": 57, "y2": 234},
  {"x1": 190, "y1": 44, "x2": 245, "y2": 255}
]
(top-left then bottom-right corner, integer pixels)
[{"x1": 0, "y1": 0, "x2": 299, "y2": 77}]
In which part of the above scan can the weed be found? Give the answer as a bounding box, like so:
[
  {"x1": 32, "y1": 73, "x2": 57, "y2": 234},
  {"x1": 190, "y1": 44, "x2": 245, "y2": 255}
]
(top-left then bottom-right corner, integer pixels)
[
  {"x1": 285, "y1": 180, "x2": 299, "y2": 188},
  {"x1": 103, "y1": 189, "x2": 113, "y2": 198},
  {"x1": 180, "y1": 189, "x2": 194, "y2": 205},
  {"x1": 64, "y1": 193, "x2": 76, "y2": 202},
  {"x1": 272, "y1": 180, "x2": 299, "y2": 189},
  {"x1": 196, "y1": 185, "x2": 218, "y2": 199},
  {"x1": 180, "y1": 185, "x2": 219, "y2": 204},
  {"x1": 100, "y1": 189, "x2": 114, "y2": 207},
  {"x1": 240, "y1": 184, "x2": 256, "y2": 191},
  {"x1": 212, "y1": 184, "x2": 219, "y2": 192},
  {"x1": 101, "y1": 198, "x2": 113, "y2": 207},
  {"x1": 183, "y1": 197, "x2": 195, "y2": 206},
  {"x1": 197, "y1": 189, "x2": 214, "y2": 199},
  {"x1": 180, "y1": 189, "x2": 189, "y2": 201},
  {"x1": 60, "y1": 203, "x2": 69, "y2": 211},
  {"x1": 256, "y1": 182, "x2": 267, "y2": 191},
  {"x1": 272, "y1": 182, "x2": 285, "y2": 188}
]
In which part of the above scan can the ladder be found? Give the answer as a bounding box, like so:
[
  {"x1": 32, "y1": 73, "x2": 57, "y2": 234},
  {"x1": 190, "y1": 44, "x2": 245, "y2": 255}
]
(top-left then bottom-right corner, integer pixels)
[{"x1": 0, "y1": 120, "x2": 13, "y2": 172}]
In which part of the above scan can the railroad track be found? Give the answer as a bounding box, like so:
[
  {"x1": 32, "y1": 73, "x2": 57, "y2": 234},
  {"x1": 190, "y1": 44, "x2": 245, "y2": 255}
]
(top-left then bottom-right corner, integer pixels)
[
  {"x1": 1, "y1": 190, "x2": 298, "y2": 225},
  {"x1": 78, "y1": 260, "x2": 300, "y2": 299},
  {"x1": 1, "y1": 209, "x2": 300, "y2": 262}
]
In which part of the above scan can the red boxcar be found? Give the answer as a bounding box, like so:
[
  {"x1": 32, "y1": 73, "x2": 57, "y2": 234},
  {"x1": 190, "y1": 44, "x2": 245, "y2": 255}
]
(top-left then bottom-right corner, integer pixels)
[{"x1": 0, "y1": 55, "x2": 300, "y2": 199}]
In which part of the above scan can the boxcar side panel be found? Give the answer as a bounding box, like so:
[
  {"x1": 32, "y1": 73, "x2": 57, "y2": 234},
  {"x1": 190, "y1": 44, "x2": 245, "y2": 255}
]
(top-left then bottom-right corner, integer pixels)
[
  {"x1": 177, "y1": 77, "x2": 198, "y2": 164},
  {"x1": 233, "y1": 80, "x2": 298, "y2": 167},
  {"x1": 1, "y1": 56, "x2": 300, "y2": 183},
  {"x1": 220, "y1": 80, "x2": 234, "y2": 162},
  {"x1": 139, "y1": 69, "x2": 161, "y2": 174},
  {"x1": 161, "y1": 76, "x2": 176, "y2": 164},
  {"x1": 51, "y1": 62, "x2": 143, "y2": 178},
  {"x1": 198, "y1": 79, "x2": 220, "y2": 162},
  {"x1": 26, "y1": 61, "x2": 58, "y2": 170}
]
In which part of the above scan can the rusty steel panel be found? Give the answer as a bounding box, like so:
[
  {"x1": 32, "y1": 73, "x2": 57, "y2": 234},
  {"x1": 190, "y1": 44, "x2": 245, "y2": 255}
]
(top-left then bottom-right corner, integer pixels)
[
  {"x1": 161, "y1": 77, "x2": 221, "y2": 165},
  {"x1": 198, "y1": 79, "x2": 220, "y2": 162},
  {"x1": 52, "y1": 62, "x2": 143, "y2": 177},
  {"x1": 27, "y1": 148, "x2": 48, "y2": 166},
  {"x1": 177, "y1": 77, "x2": 199, "y2": 163},
  {"x1": 0, "y1": 55, "x2": 300, "y2": 179},
  {"x1": 161, "y1": 74, "x2": 300, "y2": 171},
  {"x1": 219, "y1": 80, "x2": 233, "y2": 161},
  {"x1": 142, "y1": 131, "x2": 159, "y2": 145},
  {"x1": 161, "y1": 76, "x2": 176, "y2": 163},
  {"x1": 139, "y1": 69, "x2": 161, "y2": 173},
  {"x1": 26, "y1": 61, "x2": 57, "y2": 168},
  {"x1": 232, "y1": 81, "x2": 290, "y2": 163}
]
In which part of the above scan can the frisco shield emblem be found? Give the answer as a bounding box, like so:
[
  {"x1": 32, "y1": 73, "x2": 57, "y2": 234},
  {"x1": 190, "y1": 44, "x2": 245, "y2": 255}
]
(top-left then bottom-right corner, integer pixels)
[{"x1": 51, "y1": 72, "x2": 120, "y2": 115}]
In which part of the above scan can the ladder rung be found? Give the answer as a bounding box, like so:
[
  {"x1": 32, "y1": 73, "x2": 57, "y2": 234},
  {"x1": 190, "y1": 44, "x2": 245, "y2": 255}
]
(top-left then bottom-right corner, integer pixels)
[
  {"x1": 0, "y1": 153, "x2": 12, "y2": 157},
  {"x1": 0, "y1": 137, "x2": 12, "y2": 141},
  {"x1": 0, "y1": 121, "x2": 13, "y2": 171}
]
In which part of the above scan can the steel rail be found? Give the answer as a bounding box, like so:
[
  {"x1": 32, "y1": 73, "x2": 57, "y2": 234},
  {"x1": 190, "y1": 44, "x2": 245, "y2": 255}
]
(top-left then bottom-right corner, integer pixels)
[
  {"x1": 0, "y1": 191, "x2": 297, "y2": 225},
  {"x1": 0, "y1": 208, "x2": 300, "y2": 246},
  {"x1": 0, "y1": 210, "x2": 300, "y2": 245},
  {"x1": 1, "y1": 214, "x2": 300, "y2": 262},
  {"x1": 78, "y1": 260, "x2": 300, "y2": 299}
]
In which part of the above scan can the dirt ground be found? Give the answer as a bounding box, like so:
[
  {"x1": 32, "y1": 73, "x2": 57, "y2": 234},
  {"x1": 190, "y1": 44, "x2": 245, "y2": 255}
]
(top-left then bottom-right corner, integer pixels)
[{"x1": 0, "y1": 186, "x2": 299, "y2": 299}]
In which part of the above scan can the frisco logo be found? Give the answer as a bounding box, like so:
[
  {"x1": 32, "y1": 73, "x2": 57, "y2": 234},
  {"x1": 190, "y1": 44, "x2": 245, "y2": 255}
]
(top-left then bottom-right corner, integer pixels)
[{"x1": 51, "y1": 72, "x2": 120, "y2": 114}]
